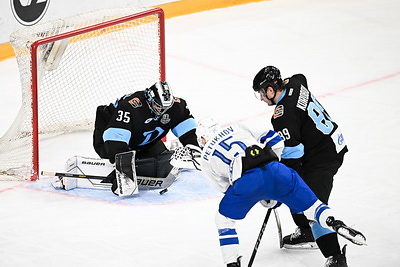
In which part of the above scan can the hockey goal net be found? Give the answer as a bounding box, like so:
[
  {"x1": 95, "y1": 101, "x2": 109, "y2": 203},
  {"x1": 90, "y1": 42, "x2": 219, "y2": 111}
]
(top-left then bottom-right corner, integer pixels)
[{"x1": 0, "y1": 7, "x2": 165, "y2": 181}]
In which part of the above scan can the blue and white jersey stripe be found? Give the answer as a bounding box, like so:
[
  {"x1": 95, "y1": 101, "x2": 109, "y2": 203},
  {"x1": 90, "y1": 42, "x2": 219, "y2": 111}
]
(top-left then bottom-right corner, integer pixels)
[{"x1": 257, "y1": 129, "x2": 284, "y2": 160}]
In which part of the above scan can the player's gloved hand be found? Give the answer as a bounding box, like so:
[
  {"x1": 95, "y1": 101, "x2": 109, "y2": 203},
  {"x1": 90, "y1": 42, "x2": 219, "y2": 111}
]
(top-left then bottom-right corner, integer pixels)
[
  {"x1": 186, "y1": 144, "x2": 202, "y2": 170},
  {"x1": 260, "y1": 199, "x2": 281, "y2": 209},
  {"x1": 170, "y1": 144, "x2": 202, "y2": 170},
  {"x1": 241, "y1": 144, "x2": 278, "y2": 173}
]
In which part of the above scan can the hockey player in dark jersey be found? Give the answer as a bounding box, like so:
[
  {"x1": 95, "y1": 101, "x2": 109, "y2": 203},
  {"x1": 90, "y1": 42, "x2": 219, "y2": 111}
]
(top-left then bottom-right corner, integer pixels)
[
  {"x1": 252, "y1": 66, "x2": 349, "y2": 266},
  {"x1": 93, "y1": 81, "x2": 200, "y2": 195}
]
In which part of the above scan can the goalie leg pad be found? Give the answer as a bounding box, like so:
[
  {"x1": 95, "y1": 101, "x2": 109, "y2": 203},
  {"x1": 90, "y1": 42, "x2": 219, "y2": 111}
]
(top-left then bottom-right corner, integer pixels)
[
  {"x1": 62, "y1": 156, "x2": 114, "y2": 190},
  {"x1": 135, "y1": 150, "x2": 174, "y2": 178},
  {"x1": 135, "y1": 157, "x2": 157, "y2": 177},
  {"x1": 155, "y1": 150, "x2": 174, "y2": 177},
  {"x1": 62, "y1": 177, "x2": 78, "y2": 190},
  {"x1": 51, "y1": 176, "x2": 64, "y2": 189},
  {"x1": 50, "y1": 176, "x2": 78, "y2": 190}
]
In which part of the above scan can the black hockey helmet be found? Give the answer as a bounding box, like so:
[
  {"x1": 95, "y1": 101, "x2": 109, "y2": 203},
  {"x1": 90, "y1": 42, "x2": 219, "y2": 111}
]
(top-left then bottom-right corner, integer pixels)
[
  {"x1": 252, "y1": 66, "x2": 283, "y2": 92},
  {"x1": 144, "y1": 81, "x2": 174, "y2": 116}
]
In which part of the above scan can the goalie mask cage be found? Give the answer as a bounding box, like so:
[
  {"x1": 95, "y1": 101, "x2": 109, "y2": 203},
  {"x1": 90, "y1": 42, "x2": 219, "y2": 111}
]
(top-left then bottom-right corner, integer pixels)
[{"x1": 0, "y1": 7, "x2": 165, "y2": 181}]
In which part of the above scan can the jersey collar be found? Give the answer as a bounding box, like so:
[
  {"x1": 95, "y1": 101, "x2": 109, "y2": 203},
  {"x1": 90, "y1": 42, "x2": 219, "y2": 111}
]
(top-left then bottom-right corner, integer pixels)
[{"x1": 276, "y1": 89, "x2": 286, "y2": 104}]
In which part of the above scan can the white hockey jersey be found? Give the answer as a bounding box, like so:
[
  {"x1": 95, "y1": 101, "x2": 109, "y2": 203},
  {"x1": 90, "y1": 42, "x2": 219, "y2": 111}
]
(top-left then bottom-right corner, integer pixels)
[{"x1": 200, "y1": 123, "x2": 284, "y2": 193}]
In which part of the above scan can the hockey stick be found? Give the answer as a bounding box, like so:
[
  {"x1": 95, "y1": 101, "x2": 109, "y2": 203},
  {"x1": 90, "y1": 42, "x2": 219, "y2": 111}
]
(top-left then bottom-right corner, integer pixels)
[
  {"x1": 158, "y1": 167, "x2": 181, "y2": 195},
  {"x1": 42, "y1": 171, "x2": 106, "y2": 180},
  {"x1": 41, "y1": 169, "x2": 179, "y2": 191},
  {"x1": 273, "y1": 209, "x2": 284, "y2": 248},
  {"x1": 248, "y1": 208, "x2": 272, "y2": 267}
]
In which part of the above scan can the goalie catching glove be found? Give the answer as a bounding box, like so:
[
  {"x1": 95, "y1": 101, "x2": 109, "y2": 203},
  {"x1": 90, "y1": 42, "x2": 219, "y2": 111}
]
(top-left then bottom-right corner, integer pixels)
[{"x1": 170, "y1": 144, "x2": 202, "y2": 170}]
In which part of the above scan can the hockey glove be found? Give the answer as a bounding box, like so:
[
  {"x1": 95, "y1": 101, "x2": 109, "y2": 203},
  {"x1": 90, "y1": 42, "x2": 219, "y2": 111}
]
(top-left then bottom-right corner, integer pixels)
[
  {"x1": 260, "y1": 199, "x2": 282, "y2": 209},
  {"x1": 170, "y1": 144, "x2": 202, "y2": 170},
  {"x1": 187, "y1": 144, "x2": 202, "y2": 170},
  {"x1": 241, "y1": 144, "x2": 278, "y2": 174}
]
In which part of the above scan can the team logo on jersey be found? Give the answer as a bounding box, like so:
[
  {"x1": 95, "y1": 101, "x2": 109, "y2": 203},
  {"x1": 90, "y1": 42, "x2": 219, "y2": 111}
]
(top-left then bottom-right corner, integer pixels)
[
  {"x1": 144, "y1": 118, "x2": 153, "y2": 124},
  {"x1": 160, "y1": 114, "x2": 171, "y2": 124},
  {"x1": 249, "y1": 147, "x2": 260, "y2": 157},
  {"x1": 273, "y1": 105, "x2": 284, "y2": 119},
  {"x1": 337, "y1": 133, "x2": 344, "y2": 145},
  {"x1": 128, "y1": 97, "x2": 142, "y2": 108}
]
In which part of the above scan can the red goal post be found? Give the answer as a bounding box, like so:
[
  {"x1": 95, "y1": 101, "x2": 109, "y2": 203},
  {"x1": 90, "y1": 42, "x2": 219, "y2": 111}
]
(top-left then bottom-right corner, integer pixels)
[{"x1": 1, "y1": 7, "x2": 165, "y2": 181}]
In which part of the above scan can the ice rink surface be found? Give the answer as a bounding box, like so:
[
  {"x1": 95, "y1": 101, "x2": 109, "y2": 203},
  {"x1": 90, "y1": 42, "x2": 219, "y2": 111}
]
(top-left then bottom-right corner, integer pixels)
[{"x1": 1, "y1": 0, "x2": 400, "y2": 266}]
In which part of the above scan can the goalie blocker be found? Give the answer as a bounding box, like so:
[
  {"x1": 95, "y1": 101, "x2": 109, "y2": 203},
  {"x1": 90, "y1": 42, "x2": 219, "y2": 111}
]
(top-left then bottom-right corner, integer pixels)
[
  {"x1": 50, "y1": 150, "x2": 177, "y2": 196},
  {"x1": 113, "y1": 150, "x2": 139, "y2": 196}
]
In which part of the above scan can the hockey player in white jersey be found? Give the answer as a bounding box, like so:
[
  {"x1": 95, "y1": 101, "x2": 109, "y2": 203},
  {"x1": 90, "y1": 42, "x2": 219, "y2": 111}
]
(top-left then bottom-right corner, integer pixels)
[{"x1": 195, "y1": 118, "x2": 366, "y2": 267}]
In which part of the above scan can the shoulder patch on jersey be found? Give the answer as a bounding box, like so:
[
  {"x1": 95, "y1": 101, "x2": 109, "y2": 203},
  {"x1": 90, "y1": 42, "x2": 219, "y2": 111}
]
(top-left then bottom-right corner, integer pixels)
[
  {"x1": 128, "y1": 97, "x2": 142, "y2": 108},
  {"x1": 273, "y1": 105, "x2": 284, "y2": 119},
  {"x1": 173, "y1": 97, "x2": 181, "y2": 103}
]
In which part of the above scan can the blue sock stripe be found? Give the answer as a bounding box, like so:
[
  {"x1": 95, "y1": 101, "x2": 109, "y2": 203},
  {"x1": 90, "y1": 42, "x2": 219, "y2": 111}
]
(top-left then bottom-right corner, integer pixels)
[
  {"x1": 219, "y1": 237, "x2": 239, "y2": 246},
  {"x1": 218, "y1": 228, "x2": 237, "y2": 236},
  {"x1": 311, "y1": 222, "x2": 334, "y2": 239},
  {"x1": 315, "y1": 203, "x2": 330, "y2": 223}
]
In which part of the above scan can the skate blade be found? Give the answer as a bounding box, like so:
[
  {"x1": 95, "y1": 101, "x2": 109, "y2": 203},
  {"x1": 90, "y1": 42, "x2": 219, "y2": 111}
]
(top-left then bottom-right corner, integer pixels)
[
  {"x1": 283, "y1": 242, "x2": 319, "y2": 250},
  {"x1": 337, "y1": 228, "x2": 367, "y2": 246}
]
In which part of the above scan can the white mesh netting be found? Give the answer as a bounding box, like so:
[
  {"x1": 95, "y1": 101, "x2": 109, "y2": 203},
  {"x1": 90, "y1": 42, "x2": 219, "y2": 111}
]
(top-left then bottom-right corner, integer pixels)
[{"x1": 0, "y1": 6, "x2": 163, "y2": 180}]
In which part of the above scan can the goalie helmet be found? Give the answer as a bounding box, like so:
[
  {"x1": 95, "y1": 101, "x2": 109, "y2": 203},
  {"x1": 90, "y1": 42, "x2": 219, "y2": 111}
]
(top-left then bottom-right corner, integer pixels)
[
  {"x1": 196, "y1": 117, "x2": 220, "y2": 148},
  {"x1": 144, "y1": 81, "x2": 174, "y2": 117},
  {"x1": 252, "y1": 66, "x2": 283, "y2": 92}
]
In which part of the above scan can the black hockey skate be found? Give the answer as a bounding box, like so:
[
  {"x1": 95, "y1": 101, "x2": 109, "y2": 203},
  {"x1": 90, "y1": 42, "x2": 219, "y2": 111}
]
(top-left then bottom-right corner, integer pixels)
[
  {"x1": 324, "y1": 245, "x2": 348, "y2": 267},
  {"x1": 282, "y1": 226, "x2": 318, "y2": 249},
  {"x1": 227, "y1": 256, "x2": 241, "y2": 267},
  {"x1": 326, "y1": 217, "x2": 367, "y2": 246}
]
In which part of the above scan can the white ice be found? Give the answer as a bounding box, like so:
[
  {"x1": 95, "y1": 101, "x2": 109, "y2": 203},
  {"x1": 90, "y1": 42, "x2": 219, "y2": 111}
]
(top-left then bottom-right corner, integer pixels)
[{"x1": 1, "y1": 0, "x2": 400, "y2": 266}]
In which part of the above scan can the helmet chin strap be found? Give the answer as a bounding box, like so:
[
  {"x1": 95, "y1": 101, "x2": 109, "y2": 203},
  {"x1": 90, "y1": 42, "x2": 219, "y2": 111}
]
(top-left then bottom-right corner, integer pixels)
[{"x1": 265, "y1": 89, "x2": 277, "y2": 105}]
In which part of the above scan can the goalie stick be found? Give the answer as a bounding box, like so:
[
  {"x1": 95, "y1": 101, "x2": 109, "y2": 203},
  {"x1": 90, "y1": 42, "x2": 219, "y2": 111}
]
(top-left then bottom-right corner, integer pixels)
[
  {"x1": 42, "y1": 167, "x2": 180, "y2": 191},
  {"x1": 158, "y1": 166, "x2": 181, "y2": 195}
]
